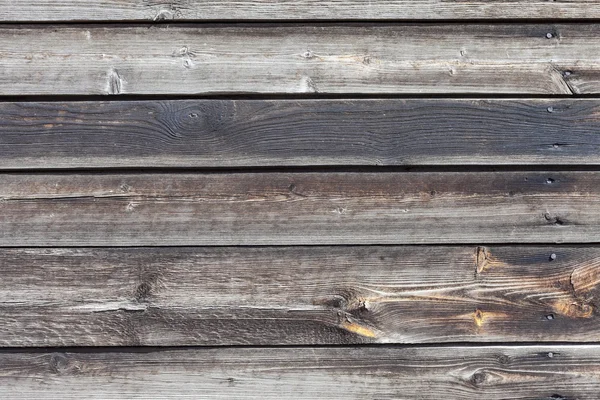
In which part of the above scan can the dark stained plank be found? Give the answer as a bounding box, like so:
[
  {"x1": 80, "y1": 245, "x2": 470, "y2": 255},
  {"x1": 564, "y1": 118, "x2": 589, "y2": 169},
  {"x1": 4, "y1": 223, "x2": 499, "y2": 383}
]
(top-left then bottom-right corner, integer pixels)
[
  {"x1": 0, "y1": 24, "x2": 595, "y2": 95},
  {"x1": 3, "y1": 99, "x2": 600, "y2": 169},
  {"x1": 0, "y1": 172, "x2": 599, "y2": 246},
  {"x1": 1, "y1": 346, "x2": 599, "y2": 399},
  {"x1": 1, "y1": 246, "x2": 599, "y2": 346},
  {"x1": 2, "y1": 1, "x2": 600, "y2": 21}
]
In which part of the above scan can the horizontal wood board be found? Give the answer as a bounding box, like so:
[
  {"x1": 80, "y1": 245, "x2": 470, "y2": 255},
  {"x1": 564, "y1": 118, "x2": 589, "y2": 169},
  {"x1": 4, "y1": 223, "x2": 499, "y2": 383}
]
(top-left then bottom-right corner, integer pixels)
[
  {"x1": 0, "y1": 171, "x2": 598, "y2": 246},
  {"x1": 0, "y1": 24, "x2": 597, "y2": 95},
  {"x1": 1, "y1": 246, "x2": 599, "y2": 346},
  {"x1": 3, "y1": 99, "x2": 600, "y2": 169},
  {"x1": 1, "y1": 346, "x2": 599, "y2": 399},
  {"x1": 3, "y1": 1, "x2": 600, "y2": 21}
]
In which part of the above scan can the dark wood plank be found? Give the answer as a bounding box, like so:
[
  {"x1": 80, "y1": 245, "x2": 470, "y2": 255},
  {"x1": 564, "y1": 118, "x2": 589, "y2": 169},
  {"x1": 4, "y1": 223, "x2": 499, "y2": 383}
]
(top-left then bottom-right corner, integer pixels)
[
  {"x1": 2, "y1": 1, "x2": 600, "y2": 21},
  {"x1": 3, "y1": 99, "x2": 600, "y2": 169},
  {"x1": 0, "y1": 24, "x2": 596, "y2": 95},
  {"x1": 1, "y1": 346, "x2": 599, "y2": 399},
  {"x1": 0, "y1": 172, "x2": 598, "y2": 246},
  {"x1": 1, "y1": 246, "x2": 599, "y2": 346}
]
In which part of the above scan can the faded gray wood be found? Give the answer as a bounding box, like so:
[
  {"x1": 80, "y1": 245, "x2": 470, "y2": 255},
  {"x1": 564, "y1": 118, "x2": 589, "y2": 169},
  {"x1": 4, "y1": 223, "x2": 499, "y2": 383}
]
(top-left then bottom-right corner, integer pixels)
[
  {"x1": 0, "y1": 172, "x2": 598, "y2": 246},
  {"x1": 2, "y1": 1, "x2": 600, "y2": 21},
  {"x1": 3, "y1": 99, "x2": 600, "y2": 169},
  {"x1": 1, "y1": 346, "x2": 599, "y2": 399},
  {"x1": 1, "y1": 246, "x2": 599, "y2": 346},
  {"x1": 0, "y1": 24, "x2": 593, "y2": 95}
]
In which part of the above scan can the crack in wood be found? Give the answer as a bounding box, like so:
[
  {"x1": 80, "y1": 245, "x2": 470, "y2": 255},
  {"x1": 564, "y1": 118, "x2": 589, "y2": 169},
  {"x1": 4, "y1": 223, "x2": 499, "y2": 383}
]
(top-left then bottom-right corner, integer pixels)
[
  {"x1": 107, "y1": 68, "x2": 123, "y2": 95},
  {"x1": 68, "y1": 301, "x2": 149, "y2": 313},
  {"x1": 476, "y1": 246, "x2": 489, "y2": 275},
  {"x1": 314, "y1": 290, "x2": 379, "y2": 339},
  {"x1": 549, "y1": 64, "x2": 578, "y2": 95}
]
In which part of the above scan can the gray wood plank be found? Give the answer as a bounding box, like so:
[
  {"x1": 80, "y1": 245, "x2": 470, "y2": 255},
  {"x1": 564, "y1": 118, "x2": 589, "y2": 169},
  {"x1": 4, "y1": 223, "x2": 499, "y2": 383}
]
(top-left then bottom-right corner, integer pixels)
[
  {"x1": 1, "y1": 346, "x2": 599, "y2": 399},
  {"x1": 3, "y1": 99, "x2": 600, "y2": 169},
  {"x1": 0, "y1": 172, "x2": 599, "y2": 246},
  {"x1": 0, "y1": 24, "x2": 595, "y2": 95},
  {"x1": 2, "y1": 1, "x2": 600, "y2": 21},
  {"x1": 1, "y1": 246, "x2": 599, "y2": 346}
]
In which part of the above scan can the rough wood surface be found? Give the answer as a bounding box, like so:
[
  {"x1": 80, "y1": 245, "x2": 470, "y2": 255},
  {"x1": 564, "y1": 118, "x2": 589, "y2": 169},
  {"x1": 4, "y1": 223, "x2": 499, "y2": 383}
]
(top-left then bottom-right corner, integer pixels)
[
  {"x1": 4, "y1": 3, "x2": 600, "y2": 399},
  {"x1": 0, "y1": 24, "x2": 596, "y2": 95},
  {"x1": 2, "y1": 246, "x2": 600, "y2": 346},
  {"x1": 4, "y1": 99, "x2": 600, "y2": 169},
  {"x1": 2, "y1": 1, "x2": 600, "y2": 21},
  {"x1": 0, "y1": 172, "x2": 599, "y2": 246},
  {"x1": 1, "y1": 346, "x2": 599, "y2": 399}
]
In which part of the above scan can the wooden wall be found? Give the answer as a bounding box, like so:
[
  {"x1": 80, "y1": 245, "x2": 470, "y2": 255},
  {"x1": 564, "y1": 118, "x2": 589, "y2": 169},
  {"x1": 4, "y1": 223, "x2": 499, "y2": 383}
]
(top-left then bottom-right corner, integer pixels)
[{"x1": 2, "y1": 2, "x2": 600, "y2": 399}]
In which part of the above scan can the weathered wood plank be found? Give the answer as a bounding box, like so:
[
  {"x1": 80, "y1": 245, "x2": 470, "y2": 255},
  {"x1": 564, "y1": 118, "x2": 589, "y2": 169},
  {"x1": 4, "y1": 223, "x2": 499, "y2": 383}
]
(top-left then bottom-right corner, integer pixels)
[
  {"x1": 1, "y1": 346, "x2": 599, "y2": 399},
  {"x1": 2, "y1": 1, "x2": 600, "y2": 21},
  {"x1": 1, "y1": 246, "x2": 599, "y2": 346},
  {"x1": 0, "y1": 172, "x2": 598, "y2": 246},
  {"x1": 3, "y1": 99, "x2": 600, "y2": 169},
  {"x1": 0, "y1": 24, "x2": 595, "y2": 95}
]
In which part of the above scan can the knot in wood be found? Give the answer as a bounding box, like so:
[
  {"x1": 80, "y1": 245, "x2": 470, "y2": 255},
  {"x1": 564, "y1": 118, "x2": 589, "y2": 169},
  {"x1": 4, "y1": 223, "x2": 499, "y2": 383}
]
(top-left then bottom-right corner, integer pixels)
[
  {"x1": 49, "y1": 353, "x2": 74, "y2": 374},
  {"x1": 470, "y1": 371, "x2": 487, "y2": 386}
]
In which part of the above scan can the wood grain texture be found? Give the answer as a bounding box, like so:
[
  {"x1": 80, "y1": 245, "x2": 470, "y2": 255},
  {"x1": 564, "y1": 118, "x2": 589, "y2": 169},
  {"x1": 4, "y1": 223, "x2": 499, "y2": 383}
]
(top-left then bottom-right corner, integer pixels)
[
  {"x1": 0, "y1": 24, "x2": 596, "y2": 95},
  {"x1": 1, "y1": 171, "x2": 599, "y2": 246},
  {"x1": 3, "y1": 1, "x2": 600, "y2": 21},
  {"x1": 1, "y1": 346, "x2": 599, "y2": 399},
  {"x1": 3, "y1": 99, "x2": 600, "y2": 169},
  {"x1": 2, "y1": 246, "x2": 600, "y2": 346}
]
